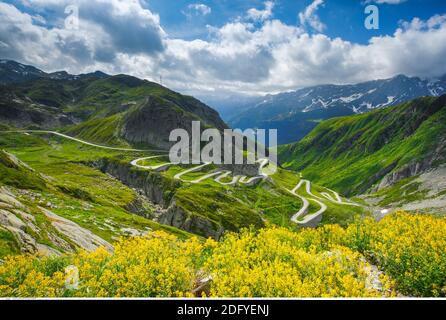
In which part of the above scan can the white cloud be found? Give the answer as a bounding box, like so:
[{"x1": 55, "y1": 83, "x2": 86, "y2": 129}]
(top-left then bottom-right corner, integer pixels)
[
  {"x1": 185, "y1": 3, "x2": 211, "y2": 17},
  {"x1": 247, "y1": 1, "x2": 275, "y2": 22},
  {"x1": 162, "y1": 14, "x2": 446, "y2": 95},
  {"x1": 1, "y1": 1, "x2": 446, "y2": 99},
  {"x1": 6, "y1": 0, "x2": 166, "y2": 64},
  {"x1": 299, "y1": 0, "x2": 326, "y2": 33}
]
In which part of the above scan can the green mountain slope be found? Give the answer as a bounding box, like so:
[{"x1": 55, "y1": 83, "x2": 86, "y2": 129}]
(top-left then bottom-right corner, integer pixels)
[
  {"x1": 0, "y1": 64, "x2": 226, "y2": 149},
  {"x1": 0, "y1": 133, "x2": 196, "y2": 258},
  {"x1": 278, "y1": 95, "x2": 446, "y2": 197}
]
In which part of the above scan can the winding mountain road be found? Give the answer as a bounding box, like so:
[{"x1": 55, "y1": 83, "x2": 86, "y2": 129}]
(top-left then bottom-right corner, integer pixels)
[
  {"x1": 287, "y1": 179, "x2": 360, "y2": 227},
  {"x1": 288, "y1": 181, "x2": 310, "y2": 223},
  {"x1": 131, "y1": 156, "x2": 173, "y2": 171},
  {"x1": 2, "y1": 130, "x2": 361, "y2": 228},
  {"x1": 2, "y1": 130, "x2": 168, "y2": 153},
  {"x1": 321, "y1": 188, "x2": 361, "y2": 206},
  {"x1": 3, "y1": 130, "x2": 270, "y2": 186}
]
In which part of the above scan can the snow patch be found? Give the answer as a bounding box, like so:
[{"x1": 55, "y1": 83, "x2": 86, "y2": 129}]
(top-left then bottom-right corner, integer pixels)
[
  {"x1": 299, "y1": 89, "x2": 313, "y2": 98},
  {"x1": 360, "y1": 102, "x2": 373, "y2": 110},
  {"x1": 339, "y1": 93, "x2": 364, "y2": 103},
  {"x1": 376, "y1": 96, "x2": 395, "y2": 108}
]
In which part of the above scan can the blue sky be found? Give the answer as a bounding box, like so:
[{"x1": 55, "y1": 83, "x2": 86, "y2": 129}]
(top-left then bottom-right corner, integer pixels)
[
  {"x1": 1, "y1": 0, "x2": 446, "y2": 98},
  {"x1": 147, "y1": 0, "x2": 446, "y2": 43}
]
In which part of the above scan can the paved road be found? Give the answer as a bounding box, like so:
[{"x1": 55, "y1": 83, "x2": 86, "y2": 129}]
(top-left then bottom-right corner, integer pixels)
[
  {"x1": 288, "y1": 181, "x2": 310, "y2": 223},
  {"x1": 131, "y1": 156, "x2": 172, "y2": 171},
  {"x1": 321, "y1": 188, "x2": 362, "y2": 206},
  {"x1": 2, "y1": 130, "x2": 168, "y2": 153},
  {"x1": 174, "y1": 159, "x2": 270, "y2": 186},
  {"x1": 288, "y1": 179, "x2": 360, "y2": 227}
]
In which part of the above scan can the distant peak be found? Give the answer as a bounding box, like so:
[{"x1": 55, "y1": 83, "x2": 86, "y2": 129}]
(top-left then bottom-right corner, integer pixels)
[
  {"x1": 391, "y1": 74, "x2": 409, "y2": 80},
  {"x1": 92, "y1": 71, "x2": 108, "y2": 76},
  {"x1": 50, "y1": 71, "x2": 69, "y2": 75}
]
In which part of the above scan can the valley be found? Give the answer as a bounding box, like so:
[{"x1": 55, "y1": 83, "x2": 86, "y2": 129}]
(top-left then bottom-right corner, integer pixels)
[
  {"x1": 0, "y1": 60, "x2": 445, "y2": 298},
  {"x1": 0, "y1": 128, "x2": 365, "y2": 256}
]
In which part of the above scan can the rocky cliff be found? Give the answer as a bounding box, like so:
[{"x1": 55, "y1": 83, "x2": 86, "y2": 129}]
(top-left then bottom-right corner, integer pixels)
[
  {"x1": 121, "y1": 95, "x2": 227, "y2": 150},
  {"x1": 92, "y1": 158, "x2": 225, "y2": 239}
]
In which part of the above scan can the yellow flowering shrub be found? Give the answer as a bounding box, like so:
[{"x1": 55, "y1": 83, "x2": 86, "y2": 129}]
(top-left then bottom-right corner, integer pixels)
[
  {"x1": 345, "y1": 212, "x2": 446, "y2": 297},
  {"x1": 204, "y1": 228, "x2": 391, "y2": 297},
  {"x1": 71, "y1": 232, "x2": 208, "y2": 297},
  {"x1": 0, "y1": 254, "x2": 67, "y2": 297},
  {"x1": 0, "y1": 212, "x2": 445, "y2": 297},
  {"x1": 0, "y1": 232, "x2": 207, "y2": 298}
]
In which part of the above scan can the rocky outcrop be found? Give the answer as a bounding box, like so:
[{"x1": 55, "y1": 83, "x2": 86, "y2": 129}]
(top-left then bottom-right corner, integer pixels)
[
  {"x1": 0, "y1": 91, "x2": 77, "y2": 129},
  {"x1": 40, "y1": 207, "x2": 113, "y2": 253},
  {"x1": 92, "y1": 158, "x2": 175, "y2": 206},
  {"x1": 376, "y1": 161, "x2": 431, "y2": 191},
  {"x1": 158, "y1": 202, "x2": 224, "y2": 240},
  {"x1": 375, "y1": 137, "x2": 446, "y2": 191},
  {"x1": 0, "y1": 186, "x2": 112, "y2": 255},
  {"x1": 0, "y1": 186, "x2": 41, "y2": 254},
  {"x1": 221, "y1": 162, "x2": 261, "y2": 177},
  {"x1": 125, "y1": 196, "x2": 158, "y2": 220},
  {"x1": 121, "y1": 96, "x2": 227, "y2": 150}
]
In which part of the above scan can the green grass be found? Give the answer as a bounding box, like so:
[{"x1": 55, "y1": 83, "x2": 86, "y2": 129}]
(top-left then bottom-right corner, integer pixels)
[
  {"x1": 0, "y1": 229, "x2": 20, "y2": 258},
  {"x1": 0, "y1": 149, "x2": 47, "y2": 190},
  {"x1": 64, "y1": 113, "x2": 128, "y2": 147}
]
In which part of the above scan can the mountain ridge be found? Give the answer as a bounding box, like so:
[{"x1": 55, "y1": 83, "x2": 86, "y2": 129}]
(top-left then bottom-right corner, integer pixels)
[{"x1": 0, "y1": 59, "x2": 109, "y2": 84}]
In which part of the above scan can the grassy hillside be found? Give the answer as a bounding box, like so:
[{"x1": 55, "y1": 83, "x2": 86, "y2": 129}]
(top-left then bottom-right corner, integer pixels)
[
  {"x1": 63, "y1": 113, "x2": 129, "y2": 147},
  {"x1": 0, "y1": 133, "x2": 193, "y2": 259},
  {"x1": 279, "y1": 95, "x2": 446, "y2": 196}
]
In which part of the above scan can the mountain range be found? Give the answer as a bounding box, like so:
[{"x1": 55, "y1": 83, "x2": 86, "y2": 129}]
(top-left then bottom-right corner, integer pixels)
[{"x1": 230, "y1": 74, "x2": 446, "y2": 145}]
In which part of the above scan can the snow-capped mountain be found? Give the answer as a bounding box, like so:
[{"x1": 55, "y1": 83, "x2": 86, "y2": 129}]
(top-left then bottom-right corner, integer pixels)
[
  {"x1": 0, "y1": 60, "x2": 109, "y2": 85},
  {"x1": 230, "y1": 74, "x2": 446, "y2": 145},
  {"x1": 0, "y1": 60, "x2": 47, "y2": 84}
]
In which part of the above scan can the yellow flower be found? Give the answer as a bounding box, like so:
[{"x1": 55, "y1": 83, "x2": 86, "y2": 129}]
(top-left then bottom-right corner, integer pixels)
[{"x1": 1, "y1": 211, "x2": 444, "y2": 297}]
